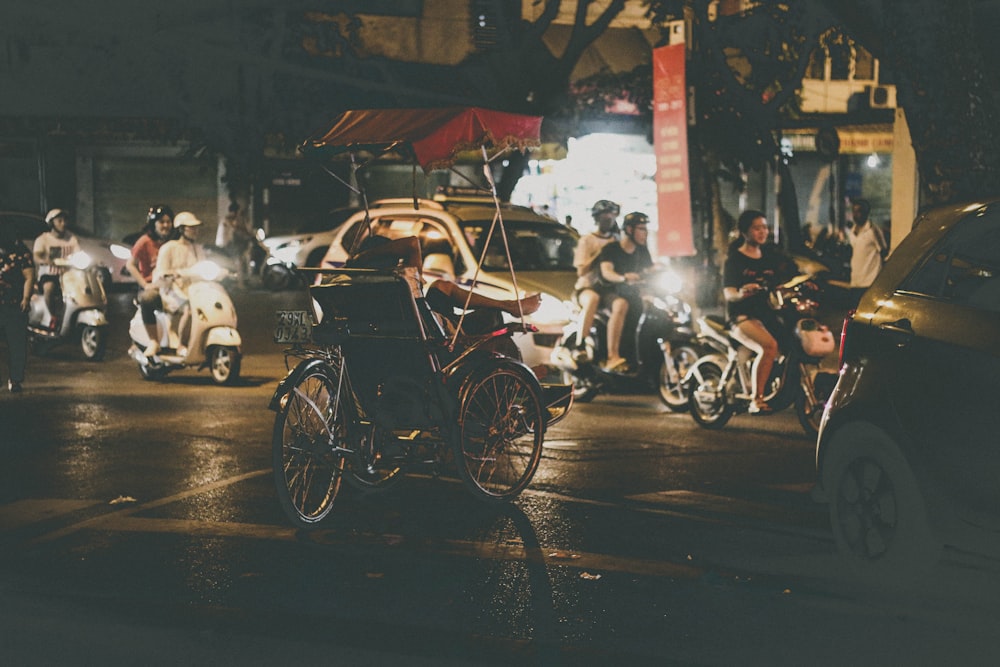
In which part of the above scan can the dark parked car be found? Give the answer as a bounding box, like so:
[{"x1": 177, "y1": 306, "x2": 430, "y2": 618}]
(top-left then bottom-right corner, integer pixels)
[{"x1": 815, "y1": 199, "x2": 1000, "y2": 581}]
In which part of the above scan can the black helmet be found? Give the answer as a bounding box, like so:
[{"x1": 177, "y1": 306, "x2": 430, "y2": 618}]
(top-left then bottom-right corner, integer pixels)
[
  {"x1": 591, "y1": 199, "x2": 620, "y2": 217},
  {"x1": 147, "y1": 205, "x2": 174, "y2": 227},
  {"x1": 623, "y1": 211, "x2": 650, "y2": 231}
]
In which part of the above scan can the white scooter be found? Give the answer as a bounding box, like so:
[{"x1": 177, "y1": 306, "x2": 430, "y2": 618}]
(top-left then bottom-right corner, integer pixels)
[
  {"x1": 27, "y1": 251, "x2": 109, "y2": 361},
  {"x1": 127, "y1": 260, "x2": 242, "y2": 385}
]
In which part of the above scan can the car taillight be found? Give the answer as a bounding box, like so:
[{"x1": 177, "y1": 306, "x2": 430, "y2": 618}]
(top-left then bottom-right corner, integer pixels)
[{"x1": 837, "y1": 308, "x2": 856, "y2": 367}]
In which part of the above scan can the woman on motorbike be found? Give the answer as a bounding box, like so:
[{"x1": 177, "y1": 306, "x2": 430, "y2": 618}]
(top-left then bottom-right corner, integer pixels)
[{"x1": 723, "y1": 210, "x2": 797, "y2": 414}]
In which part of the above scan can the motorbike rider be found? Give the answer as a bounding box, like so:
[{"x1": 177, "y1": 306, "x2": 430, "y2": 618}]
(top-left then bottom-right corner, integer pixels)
[
  {"x1": 723, "y1": 209, "x2": 797, "y2": 414},
  {"x1": 33, "y1": 208, "x2": 81, "y2": 329},
  {"x1": 571, "y1": 200, "x2": 620, "y2": 356},
  {"x1": 150, "y1": 211, "x2": 205, "y2": 356},
  {"x1": 126, "y1": 205, "x2": 175, "y2": 357},
  {"x1": 597, "y1": 211, "x2": 654, "y2": 371}
]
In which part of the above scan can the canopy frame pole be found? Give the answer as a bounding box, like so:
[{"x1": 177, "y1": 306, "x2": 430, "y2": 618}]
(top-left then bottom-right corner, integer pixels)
[{"x1": 449, "y1": 145, "x2": 524, "y2": 351}]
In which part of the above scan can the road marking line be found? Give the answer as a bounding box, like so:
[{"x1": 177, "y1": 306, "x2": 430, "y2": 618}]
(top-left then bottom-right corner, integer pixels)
[
  {"x1": 27, "y1": 469, "x2": 270, "y2": 545},
  {"x1": 12, "y1": 470, "x2": 823, "y2": 577},
  {"x1": 0, "y1": 499, "x2": 102, "y2": 531}
]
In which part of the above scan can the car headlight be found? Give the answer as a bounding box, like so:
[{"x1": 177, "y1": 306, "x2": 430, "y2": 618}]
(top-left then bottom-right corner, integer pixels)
[
  {"x1": 110, "y1": 243, "x2": 132, "y2": 260},
  {"x1": 527, "y1": 296, "x2": 573, "y2": 325},
  {"x1": 272, "y1": 245, "x2": 302, "y2": 265}
]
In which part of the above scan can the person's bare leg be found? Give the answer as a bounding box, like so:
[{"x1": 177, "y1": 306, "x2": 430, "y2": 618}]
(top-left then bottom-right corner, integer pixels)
[
  {"x1": 576, "y1": 289, "x2": 599, "y2": 346},
  {"x1": 735, "y1": 318, "x2": 779, "y2": 409},
  {"x1": 604, "y1": 297, "x2": 629, "y2": 369}
]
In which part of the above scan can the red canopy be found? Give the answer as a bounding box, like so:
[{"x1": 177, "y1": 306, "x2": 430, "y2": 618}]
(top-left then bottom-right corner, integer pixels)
[{"x1": 301, "y1": 107, "x2": 542, "y2": 172}]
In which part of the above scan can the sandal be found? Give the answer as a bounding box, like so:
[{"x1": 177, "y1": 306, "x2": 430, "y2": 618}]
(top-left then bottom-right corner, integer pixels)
[
  {"x1": 602, "y1": 357, "x2": 628, "y2": 372},
  {"x1": 749, "y1": 398, "x2": 773, "y2": 415}
]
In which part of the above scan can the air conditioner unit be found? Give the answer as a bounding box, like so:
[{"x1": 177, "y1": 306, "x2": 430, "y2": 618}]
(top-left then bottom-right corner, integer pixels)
[{"x1": 869, "y1": 85, "x2": 897, "y2": 109}]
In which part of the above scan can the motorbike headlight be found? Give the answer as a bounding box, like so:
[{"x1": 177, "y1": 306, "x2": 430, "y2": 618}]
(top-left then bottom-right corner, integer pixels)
[
  {"x1": 527, "y1": 296, "x2": 573, "y2": 325},
  {"x1": 654, "y1": 270, "x2": 683, "y2": 295},
  {"x1": 67, "y1": 251, "x2": 93, "y2": 270},
  {"x1": 192, "y1": 260, "x2": 223, "y2": 281},
  {"x1": 110, "y1": 243, "x2": 132, "y2": 260}
]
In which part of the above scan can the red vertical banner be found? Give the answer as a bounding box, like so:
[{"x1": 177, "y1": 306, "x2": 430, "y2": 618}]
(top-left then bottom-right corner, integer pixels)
[{"x1": 653, "y1": 39, "x2": 695, "y2": 257}]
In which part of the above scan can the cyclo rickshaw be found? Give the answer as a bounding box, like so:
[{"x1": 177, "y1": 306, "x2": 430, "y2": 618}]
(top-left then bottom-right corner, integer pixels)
[{"x1": 269, "y1": 108, "x2": 574, "y2": 528}]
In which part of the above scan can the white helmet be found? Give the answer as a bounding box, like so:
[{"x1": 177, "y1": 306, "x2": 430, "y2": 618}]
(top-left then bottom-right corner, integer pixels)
[
  {"x1": 173, "y1": 211, "x2": 202, "y2": 227},
  {"x1": 45, "y1": 208, "x2": 67, "y2": 225}
]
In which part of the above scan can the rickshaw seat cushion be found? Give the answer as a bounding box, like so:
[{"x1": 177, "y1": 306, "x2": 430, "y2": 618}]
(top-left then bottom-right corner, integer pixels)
[{"x1": 311, "y1": 270, "x2": 426, "y2": 341}]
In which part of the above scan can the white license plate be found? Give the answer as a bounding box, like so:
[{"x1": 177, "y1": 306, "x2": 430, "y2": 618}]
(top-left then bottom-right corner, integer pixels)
[{"x1": 274, "y1": 310, "x2": 312, "y2": 344}]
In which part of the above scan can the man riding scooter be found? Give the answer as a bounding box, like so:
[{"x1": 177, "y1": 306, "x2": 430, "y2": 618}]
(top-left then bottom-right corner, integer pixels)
[
  {"x1": 33, "y1": 209, "x2": 80, "y2": 330},
  {"x1": 597, "y1": 211, "x2": 654, "y2": 372},
  {"x1": 551, "y1": 211, "x2": 700, "y2": 408}
]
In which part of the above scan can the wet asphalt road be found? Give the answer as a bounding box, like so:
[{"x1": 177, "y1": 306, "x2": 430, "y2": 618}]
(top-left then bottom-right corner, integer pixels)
[{"x1": 2, "y1": 286, "x2": 1000, "y2": 665}]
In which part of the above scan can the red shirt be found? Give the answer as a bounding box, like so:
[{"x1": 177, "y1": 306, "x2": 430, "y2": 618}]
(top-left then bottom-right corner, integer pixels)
[{"x1": 131, "y1": 234, "x2": 167, "y2": 282}]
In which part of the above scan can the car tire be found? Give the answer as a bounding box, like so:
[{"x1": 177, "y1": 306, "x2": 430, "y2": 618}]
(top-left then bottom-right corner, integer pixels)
[{"x1": 824, "y1": 421, "x2": 941, "y2": 585}]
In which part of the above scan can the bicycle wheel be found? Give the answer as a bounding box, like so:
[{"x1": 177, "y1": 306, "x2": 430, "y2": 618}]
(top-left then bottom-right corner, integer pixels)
[
  {"x1": 272, "y1": 364, "x2": 348, "y2": 527},
  {"x1": 454, "y1": 362, "x2": 544, "y2": 502}
]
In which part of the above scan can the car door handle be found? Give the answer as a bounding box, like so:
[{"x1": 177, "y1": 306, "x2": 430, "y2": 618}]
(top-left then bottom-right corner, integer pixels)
[{"x1": 879, "y1": 318, "x2": 913, "y2": 347}]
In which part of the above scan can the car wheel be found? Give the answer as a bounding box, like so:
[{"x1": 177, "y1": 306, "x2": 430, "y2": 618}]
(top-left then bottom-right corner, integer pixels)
[{"x1": 824, "y1": 421, "x2": 941, "y2": 584}]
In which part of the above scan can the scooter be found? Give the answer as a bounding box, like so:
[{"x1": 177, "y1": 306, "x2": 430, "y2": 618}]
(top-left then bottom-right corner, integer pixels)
[
  {"x1": 685, "y1": 275, "x2": 839, "y2": 437},
  {"x1": 127, "y1": 260, "x2": 242, "y2": 385},
  {"x1": 27, "y1": 251, "x2": 109, "y2": 361},
  {"x1": 550, "y1": 268, "x2": 703, "y2": 410}
]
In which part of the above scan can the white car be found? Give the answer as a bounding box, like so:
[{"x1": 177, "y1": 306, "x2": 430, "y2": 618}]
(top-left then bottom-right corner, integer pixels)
[
  {"x1": 0, "y1": 211, "x2": 134, "y2": 290},
  {"x1": 317, "y1": 197, "x2": 579, "y2": 371},
  {"x1": 260, "y1": 207, "x2": 360, "y2": 270}
]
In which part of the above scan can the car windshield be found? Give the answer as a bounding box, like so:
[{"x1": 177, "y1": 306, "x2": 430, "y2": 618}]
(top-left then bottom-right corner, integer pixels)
[{"x1": 460, "y1": 219, "x2": 577, "y2": 271}]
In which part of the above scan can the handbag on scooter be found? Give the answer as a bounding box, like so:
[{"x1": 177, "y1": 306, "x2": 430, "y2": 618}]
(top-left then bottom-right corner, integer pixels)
[{"x1": 795, "y1": 319, "x2": 835, "y2": 357}]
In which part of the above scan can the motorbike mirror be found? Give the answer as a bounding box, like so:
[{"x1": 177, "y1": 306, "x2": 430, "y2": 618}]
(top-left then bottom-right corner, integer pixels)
[{"x1": 783, "y1": 274, "x2": 812, "y2": 288}]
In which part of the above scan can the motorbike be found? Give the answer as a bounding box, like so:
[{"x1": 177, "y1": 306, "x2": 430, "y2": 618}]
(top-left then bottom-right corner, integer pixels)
[
  {"x1": 127, "y1": 260, "x2": 242, "y2": 385},
  {"x1": 27, "y1": 251, "x2": 109, "y2": 361},
  {"x1": 249, "y1": 228, "x2": 300, "y2": 291},
  {"x1": 685, "y1": 274, "x2": 839, "y2": 437},
  {"x1": 550, "y1": 268, "x2": 703, "y2": 410}
]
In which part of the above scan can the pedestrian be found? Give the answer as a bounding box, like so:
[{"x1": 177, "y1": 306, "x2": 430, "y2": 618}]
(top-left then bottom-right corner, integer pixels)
[
  {"x1": 0, "y1": 226, "x2": 36, "y2": 393},
  {"x1": 217, "y1": 202, "x2": 253, "y2": 287},
  {"x1": 846, "y1": 198, "x2": 887, "y2": 294}
]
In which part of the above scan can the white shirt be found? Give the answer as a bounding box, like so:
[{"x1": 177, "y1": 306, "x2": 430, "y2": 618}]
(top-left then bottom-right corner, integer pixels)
[
  {"x1": 848, "y1": 222, "x2": 886, "y2": 288},
  {"x1": 573, "y1": 232, "x2": 616, "y2": 290},
  {"x1": 33, "y1": 231, "x2": 80, "y2": 276},
  {"x1": 153, "y1": 238, "x2": 202, "y2": 310}
]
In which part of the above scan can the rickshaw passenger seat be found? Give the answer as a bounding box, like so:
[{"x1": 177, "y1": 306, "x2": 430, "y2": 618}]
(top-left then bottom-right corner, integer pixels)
[{"x1": 309, "y1": 269, "x2": 443, "y2": 419}]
